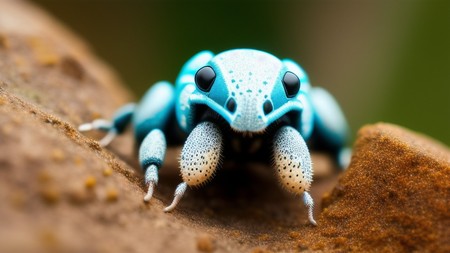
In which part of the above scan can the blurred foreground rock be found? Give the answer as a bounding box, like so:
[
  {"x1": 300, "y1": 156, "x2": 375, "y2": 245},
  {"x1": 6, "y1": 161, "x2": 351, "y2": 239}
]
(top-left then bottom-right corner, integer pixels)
[{"x1": 0, "y1": 1, "x2": 449, "y2": 253}]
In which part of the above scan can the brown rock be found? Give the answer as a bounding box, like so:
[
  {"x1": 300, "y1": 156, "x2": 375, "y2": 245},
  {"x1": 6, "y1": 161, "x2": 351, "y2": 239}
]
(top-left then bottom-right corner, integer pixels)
[
  {"x1": 0, "y1": 0, "x2": 132, "y2": 127},
  {"x1": 302, "y1": 123, "x2": 450, "y2": 252}
]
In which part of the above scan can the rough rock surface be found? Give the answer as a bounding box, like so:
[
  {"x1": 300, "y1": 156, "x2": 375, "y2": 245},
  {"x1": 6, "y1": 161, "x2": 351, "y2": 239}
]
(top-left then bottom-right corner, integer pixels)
[
  {"x1": 1, "y1": 1, "x2": 449, "y2": 253},
  {"x1": 300, "y1": 123, "x2": 450, "y2": 252}
]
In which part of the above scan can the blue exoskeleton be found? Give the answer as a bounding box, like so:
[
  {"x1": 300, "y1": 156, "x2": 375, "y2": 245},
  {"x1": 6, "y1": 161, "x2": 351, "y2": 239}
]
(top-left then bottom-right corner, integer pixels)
[{"x1": 79, "y1": 49, "x2": 349, "y2": 225}]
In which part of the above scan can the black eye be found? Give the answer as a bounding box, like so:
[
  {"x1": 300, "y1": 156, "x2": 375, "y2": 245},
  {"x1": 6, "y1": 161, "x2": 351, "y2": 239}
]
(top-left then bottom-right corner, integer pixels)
[
  {"x1": 282, "y1": 71, "x2": 300, "y2": 98},
  {"x1": 195, "y1": 66, "x2": 216, "y2": 92},
  {"x1": 263, "y1": 100, "x2": 273, "y2": 115},
  {"x1": 226, "y1": 98, "x2": 237, "y2": 113}
]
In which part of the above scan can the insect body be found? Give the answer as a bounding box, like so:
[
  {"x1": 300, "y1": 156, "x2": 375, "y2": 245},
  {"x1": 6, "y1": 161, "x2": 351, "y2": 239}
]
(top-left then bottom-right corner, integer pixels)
[{"x1": 79, "y1": 49, "x2": 349, "y2": 225}]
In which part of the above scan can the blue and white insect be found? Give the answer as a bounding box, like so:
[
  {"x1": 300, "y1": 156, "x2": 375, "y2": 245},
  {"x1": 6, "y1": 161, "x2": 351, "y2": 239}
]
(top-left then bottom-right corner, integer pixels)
[{"x1": 79, "y1": 49, "x2": 349, "y2": 225}]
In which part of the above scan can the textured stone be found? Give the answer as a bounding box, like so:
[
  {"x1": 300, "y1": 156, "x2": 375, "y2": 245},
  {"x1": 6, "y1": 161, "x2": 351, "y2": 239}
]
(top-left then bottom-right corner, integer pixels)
[{"x1": 302, "y1": 123, "x2": 450, "y2": 252}]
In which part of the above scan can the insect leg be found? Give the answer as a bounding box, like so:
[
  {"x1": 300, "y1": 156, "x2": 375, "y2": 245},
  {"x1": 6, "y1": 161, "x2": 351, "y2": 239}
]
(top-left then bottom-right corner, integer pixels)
[
  {"x1": 272, "y1": 126, "x2": 317, "y2": 225},
  {"x1": 132, "y1": 81, "x2": 177, "y2": 203},
  {"x1": 163, "y1": 182, "x2": 187, "y2": 212},
  {"x1": 79, "y1": 103, "x2": 136, "y2": 147},
  {"x1": 303, "y1": 192, "x2": 317, "y2": 226},
  {"x1": 164, "y1": 121, "x2": 223, "y2": 212},
  {"x1": 139, "y1": 129, "x2": 166, "y2": 202}
]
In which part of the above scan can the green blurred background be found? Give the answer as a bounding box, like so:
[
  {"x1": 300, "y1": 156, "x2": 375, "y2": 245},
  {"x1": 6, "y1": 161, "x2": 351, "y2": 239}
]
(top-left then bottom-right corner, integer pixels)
[{"x1": 33, "y1": 0, "x2": 449, "y2": 145}]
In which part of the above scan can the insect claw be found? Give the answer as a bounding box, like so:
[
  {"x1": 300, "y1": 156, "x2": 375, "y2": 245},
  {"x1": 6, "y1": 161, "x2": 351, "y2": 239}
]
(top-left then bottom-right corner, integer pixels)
[
  {"x1": 164, "y1": 182, "x2": 187, "y2": 212},
  {"x1": 98, "y1": 130, "x2": 117, "y2": 147},
  {"x1": 303, "y1": 192, "x2": 317, "y2": 226},
  {"x1": 143, "y1": 166, "x2": 158, "y2": 203},
  {"x1": 78, "y1": 123, "x2": 94, "y2": 132},
  {"x1": 78, "y1": 119, "x2": 117, "y2": 146},
  {"x1": 79, "y1": 119, "x2": 113, "y2": 132},
  {"x1": 143, "y1": 181, "x2": 155, "y2": 202},
  {"x1": 309, "y1": 214, "x2": 318, "y2": 226}
]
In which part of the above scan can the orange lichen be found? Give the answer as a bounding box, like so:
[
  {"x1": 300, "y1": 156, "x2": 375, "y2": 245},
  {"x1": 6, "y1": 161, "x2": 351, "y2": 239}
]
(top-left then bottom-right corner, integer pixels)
[
  {"x1": 196, "y1": 234, "x2": 216, "y2": 253},
  {"x1": 105, "y1": 188, "x2": 118, "y2": 202},
  {"x1": 84, "y1": 176, "x2": 96, "y2": 189},
  {"x1": 102, "y1": 168, "x2": 113, "y2": 177}
]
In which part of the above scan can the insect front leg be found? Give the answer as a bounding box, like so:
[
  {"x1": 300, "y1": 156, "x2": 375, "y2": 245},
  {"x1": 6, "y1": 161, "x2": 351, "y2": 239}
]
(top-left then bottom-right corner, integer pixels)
[
  {"x1": 139, "y1": 129, "x2": 167, "y2": 202},
  {"x1": 79, "y1": 103, "x2": 136, "y2": 146},
  {"x1": 164, "y1": 121, "x2": 223, "y2": 212},
  {"x1": 131, "y1": 81, "x2": 177, "y2": 203},
  {"x1": 272, "y1": 126, "x2": 317, "y2": 226}
]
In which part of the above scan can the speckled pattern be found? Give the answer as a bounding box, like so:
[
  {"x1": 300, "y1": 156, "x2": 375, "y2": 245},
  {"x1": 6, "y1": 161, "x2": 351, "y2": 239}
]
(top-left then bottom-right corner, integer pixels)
[
  {"x1": 139, "y1": 129, "x2": 166, "y2": 169},
  {"x1": 273, "y1": 126, "x2": 313, "y2": 194},
  {"x1": 210, "y1": 49, "x2": 282, "y2": 132},
  {"x1": 177, "y1": 84, "x2": 196, "y2": 130},
  {"x1": 180, "y1": 121, "x2": 223, "y2": 187}
]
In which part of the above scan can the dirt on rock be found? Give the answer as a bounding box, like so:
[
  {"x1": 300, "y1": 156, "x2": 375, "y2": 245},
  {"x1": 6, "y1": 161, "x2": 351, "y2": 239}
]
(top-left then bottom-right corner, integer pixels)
[
  {"x1": 0, "y1": 1, "x2": 449, "y2": 253},
  {"x1": 301, "y1": 123, "x2": 450, "y2": 252}
]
